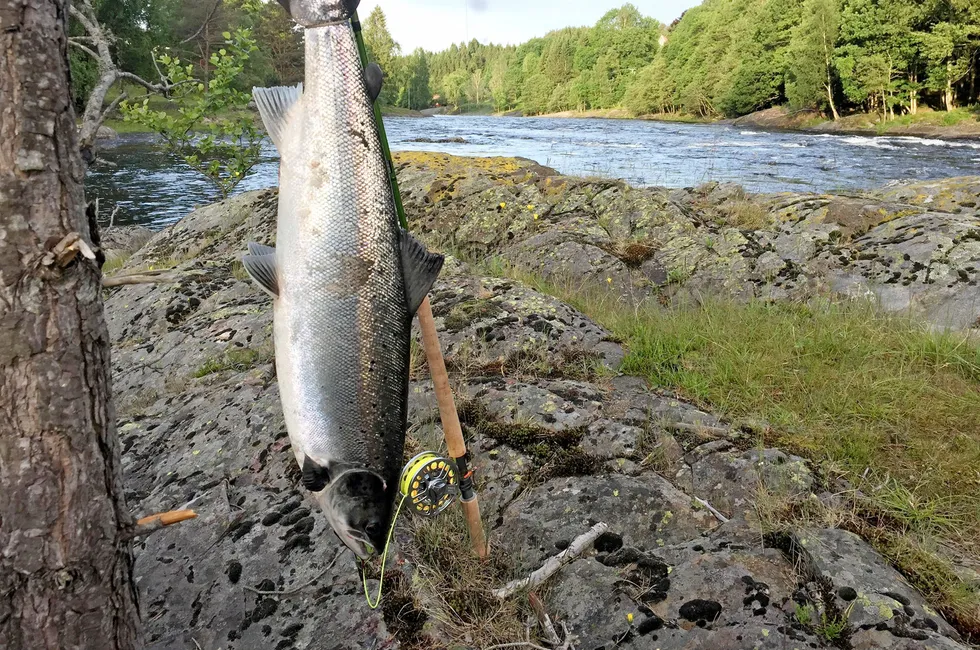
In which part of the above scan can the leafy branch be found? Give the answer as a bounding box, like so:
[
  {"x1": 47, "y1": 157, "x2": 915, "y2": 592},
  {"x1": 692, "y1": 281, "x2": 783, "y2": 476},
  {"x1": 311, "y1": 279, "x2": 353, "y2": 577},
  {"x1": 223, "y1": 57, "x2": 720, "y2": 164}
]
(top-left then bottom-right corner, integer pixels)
[{"x1": 121, "y1": 29, "x2": 264, "y2": 199}]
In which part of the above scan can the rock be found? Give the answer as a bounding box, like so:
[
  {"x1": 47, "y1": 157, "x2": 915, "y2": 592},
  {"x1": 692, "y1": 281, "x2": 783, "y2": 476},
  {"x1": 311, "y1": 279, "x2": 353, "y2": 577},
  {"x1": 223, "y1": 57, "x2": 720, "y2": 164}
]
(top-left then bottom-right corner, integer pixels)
[
  {"x1": 96, "y1": 124, "x2": 119, "y2": 140},
  {"x1": 104, "y1": 186, "x2": 971, "y2": 649},
  {"x1": 676, "y1": 448, "x2": 814, "y2": 522},
  {"x1": 100, "y1": 224, "x2": 153, "y2": 260},
  {"x1": 793, "y1": 528, "x2": 963, "y2": 647},
  {"x1": 407, "y1": 136, "x2": 466, "y2": 143},
  {"x1": 394, "y1": 152, "x2": 980, "y2": 330}
]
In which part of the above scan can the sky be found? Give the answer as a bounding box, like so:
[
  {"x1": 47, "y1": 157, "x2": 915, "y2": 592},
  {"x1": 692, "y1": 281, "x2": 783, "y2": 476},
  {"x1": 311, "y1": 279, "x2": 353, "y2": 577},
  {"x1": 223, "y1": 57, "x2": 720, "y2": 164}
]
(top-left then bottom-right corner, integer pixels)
[{"x1": 353, "y1": 0, "x2": 702, "y2": 53}]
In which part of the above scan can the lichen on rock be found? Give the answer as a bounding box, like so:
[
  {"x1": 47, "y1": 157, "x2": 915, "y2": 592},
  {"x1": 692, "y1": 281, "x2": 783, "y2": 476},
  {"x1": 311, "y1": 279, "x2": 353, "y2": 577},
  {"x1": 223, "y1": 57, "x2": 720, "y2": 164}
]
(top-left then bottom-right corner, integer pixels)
[{"x1": 105, "y1": 153, "x2": 977, "y2": 649}]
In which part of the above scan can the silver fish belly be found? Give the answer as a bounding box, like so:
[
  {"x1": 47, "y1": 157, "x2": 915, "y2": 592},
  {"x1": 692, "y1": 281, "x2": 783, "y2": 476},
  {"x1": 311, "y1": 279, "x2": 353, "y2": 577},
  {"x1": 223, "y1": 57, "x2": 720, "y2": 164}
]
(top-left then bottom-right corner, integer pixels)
[{"x1": 244, "y1": 14, "x2": 442, "y2": 557}]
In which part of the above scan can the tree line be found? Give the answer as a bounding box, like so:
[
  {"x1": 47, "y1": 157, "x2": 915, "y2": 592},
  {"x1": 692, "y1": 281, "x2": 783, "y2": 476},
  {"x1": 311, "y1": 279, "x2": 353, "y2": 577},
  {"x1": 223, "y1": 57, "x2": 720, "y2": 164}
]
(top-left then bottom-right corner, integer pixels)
[
  {"x1": 363, "y1": 0, "x2": 980, "y2": 119},
  {"x1": 68, "y1": 0, "x2": 980, "y2": 123}
]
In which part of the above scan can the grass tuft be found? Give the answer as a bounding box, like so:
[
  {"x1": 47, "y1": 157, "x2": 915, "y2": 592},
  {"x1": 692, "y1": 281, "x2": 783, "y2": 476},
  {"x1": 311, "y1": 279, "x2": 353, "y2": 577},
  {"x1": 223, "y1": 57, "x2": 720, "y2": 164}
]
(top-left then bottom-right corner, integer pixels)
[
  {"x1": 477, "y1": 261, "x2": 980, "y2": 634},
  {"x1": 193, "y1": 344, "x2": 274, "y2": 378},
  {"x1": 404, "y1": 510, "x2": 528, "y2": 646}
]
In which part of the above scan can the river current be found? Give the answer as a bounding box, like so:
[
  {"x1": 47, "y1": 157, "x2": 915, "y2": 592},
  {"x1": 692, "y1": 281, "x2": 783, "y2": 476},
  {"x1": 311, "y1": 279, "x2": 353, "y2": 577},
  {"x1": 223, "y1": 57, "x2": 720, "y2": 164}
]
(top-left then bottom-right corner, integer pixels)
[{"x1": 85, "y1": 115, "x2": 980, "y2": 228}]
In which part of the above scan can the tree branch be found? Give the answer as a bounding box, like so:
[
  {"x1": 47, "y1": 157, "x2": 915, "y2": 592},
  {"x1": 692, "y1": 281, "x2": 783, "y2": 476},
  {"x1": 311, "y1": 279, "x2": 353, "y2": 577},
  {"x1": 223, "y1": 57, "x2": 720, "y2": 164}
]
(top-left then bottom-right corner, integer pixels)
[
  {"x1": 117, "y1": 71, "x2": 171, "y2": 94},
  {"x1": 68, "y1": 39, "x2": 100, "y2": 61},
  {"x1": 99, "y1": 92, "x2": 127, "y2": 124},
  {"x1": 493, "y1": 522, "x2": 608, "y2": 599},
  {"x1": 180, "y1": 0, "x2": 223, "y2": 45}
]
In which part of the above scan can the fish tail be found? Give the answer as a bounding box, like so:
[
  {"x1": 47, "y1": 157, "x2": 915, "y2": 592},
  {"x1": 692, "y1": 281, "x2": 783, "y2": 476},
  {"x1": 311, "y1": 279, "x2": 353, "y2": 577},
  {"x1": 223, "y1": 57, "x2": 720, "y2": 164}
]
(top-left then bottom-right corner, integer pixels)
[{"x1": 275, "y1": 0, "x2": 361, "y2": 27}]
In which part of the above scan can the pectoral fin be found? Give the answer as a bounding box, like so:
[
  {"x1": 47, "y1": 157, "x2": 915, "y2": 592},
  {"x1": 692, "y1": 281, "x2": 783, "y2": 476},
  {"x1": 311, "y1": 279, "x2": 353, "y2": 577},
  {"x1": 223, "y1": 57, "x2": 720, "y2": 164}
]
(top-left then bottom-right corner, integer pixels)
[
  {"x1": 252, "y1": 83, "x2": 302, "y2": 153},
  {"x1": 364, "y1": 63, "x2": 384, "y2": 102},
  {"x1": 302, "y1": 456, "x2": 330, "y2": 492},
  {"x1": 400, "y1": 229, "x2": 444, "y2": 314},
  {"x1": 242, "y1": 246, "x2": 279, "y2": 298}
]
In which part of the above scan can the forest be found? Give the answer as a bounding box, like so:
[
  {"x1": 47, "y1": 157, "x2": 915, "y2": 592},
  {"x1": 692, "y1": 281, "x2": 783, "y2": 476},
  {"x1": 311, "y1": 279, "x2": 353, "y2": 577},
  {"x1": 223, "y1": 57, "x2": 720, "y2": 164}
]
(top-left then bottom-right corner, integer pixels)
[{"x1": 71, "y1": 0, "x2": 980, "y2": 121}]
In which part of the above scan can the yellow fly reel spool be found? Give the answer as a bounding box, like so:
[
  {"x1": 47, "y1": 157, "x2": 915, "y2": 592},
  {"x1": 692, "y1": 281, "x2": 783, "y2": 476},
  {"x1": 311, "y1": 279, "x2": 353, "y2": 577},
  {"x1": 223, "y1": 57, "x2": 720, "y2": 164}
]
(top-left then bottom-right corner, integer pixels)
[{"x1": 399, "y1": 452, "x2": 459, "y2": 517}]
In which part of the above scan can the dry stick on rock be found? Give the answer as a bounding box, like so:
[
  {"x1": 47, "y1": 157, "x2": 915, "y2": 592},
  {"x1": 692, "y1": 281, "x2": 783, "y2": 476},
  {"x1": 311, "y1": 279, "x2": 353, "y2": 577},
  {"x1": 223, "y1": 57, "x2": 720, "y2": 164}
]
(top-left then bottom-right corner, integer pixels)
[
  {"x1": 242, "y1": 550, "x2": 341, "y2": 598},
  {"x1": 128, "y1": 509, "x2": 198, "y2": 539},
  {"x1": 529, "y1": 592, "x2": 561, "y2": 646},
  {"x1": 694, "y1": 497, "x2": 730, "y2": 523},
  {"x1": 666, "y1": 421, "x2": 729, "y2": 439},
  {"x1": 493, "y1": 522, "x2": 608, "y2": 599},
  {"x1": 103, "y1": 273, "x2": 178, "y2": 288}
]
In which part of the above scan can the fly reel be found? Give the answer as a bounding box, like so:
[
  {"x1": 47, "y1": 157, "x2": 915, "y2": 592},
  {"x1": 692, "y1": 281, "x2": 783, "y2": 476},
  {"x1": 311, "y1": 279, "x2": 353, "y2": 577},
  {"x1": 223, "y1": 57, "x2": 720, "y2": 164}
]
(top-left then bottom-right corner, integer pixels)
[{"x1": 399, "y1": 452, "x2": 459, "y2": 516}]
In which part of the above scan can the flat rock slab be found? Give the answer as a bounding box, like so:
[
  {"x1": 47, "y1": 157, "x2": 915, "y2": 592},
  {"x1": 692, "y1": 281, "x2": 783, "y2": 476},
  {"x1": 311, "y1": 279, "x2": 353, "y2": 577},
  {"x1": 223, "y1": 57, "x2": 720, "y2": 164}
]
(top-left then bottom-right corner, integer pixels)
[
  {"x1": 550, "y1": 522, "x2": 829, "y2": 650},
  {"x1": 796, "y1": 528, "x2": 962, "y2": 646},
  {"x1": 495, "y1": 473, "x2": 717, "y2": 571},
  {"x1": 104, "y1": 183, "x2": 971, "y2": 650}
]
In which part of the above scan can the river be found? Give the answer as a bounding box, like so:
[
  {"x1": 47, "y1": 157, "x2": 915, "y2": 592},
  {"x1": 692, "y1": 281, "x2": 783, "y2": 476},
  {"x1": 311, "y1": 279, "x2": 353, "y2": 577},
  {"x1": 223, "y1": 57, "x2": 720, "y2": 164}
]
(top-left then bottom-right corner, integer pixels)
[{"x1": 85, "y1": 115, "x2": 980, "y2": 229}]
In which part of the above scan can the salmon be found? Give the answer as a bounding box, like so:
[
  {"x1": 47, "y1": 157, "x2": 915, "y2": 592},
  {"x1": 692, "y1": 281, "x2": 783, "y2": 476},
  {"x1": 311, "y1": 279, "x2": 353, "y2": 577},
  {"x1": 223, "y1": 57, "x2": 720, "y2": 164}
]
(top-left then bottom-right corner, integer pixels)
[{"x1": 244, "y1": 0, "x2": 443, "y2": 558}]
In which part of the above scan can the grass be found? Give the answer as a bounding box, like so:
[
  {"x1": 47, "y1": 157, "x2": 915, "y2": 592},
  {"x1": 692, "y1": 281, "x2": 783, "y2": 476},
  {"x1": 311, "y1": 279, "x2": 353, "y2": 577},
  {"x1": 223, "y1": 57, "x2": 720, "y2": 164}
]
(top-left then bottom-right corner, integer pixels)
[
  {"x1": 478, "y1": 261, "x2": 980, "y2": 634},
  {"x1": 193, "y1": 344, "x2": 274, "y2": 378},
  {"x1": 795, "y1": 602, "x2": 853, "y2": 642},
  {"x1": 403, "y1": 509, "x2": 529, "y2": 646},
  {"x1": 881, "y1": 106, "x2": 980, "y2": 129}
]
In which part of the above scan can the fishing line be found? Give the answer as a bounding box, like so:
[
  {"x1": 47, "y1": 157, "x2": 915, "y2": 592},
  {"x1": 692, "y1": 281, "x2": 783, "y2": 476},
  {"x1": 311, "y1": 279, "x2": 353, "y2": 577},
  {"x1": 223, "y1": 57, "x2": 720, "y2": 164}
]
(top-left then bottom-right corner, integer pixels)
[{"x1": 361, "y1": 492, "x2": 407, "y2": 609}]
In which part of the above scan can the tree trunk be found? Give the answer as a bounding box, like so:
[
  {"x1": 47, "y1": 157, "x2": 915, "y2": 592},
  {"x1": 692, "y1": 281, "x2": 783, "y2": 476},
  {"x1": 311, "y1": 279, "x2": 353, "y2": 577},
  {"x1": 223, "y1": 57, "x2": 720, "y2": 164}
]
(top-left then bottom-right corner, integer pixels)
[
  {"x1": 945, "y1": 61, "x2": 955, "y2": 111},
  {"x1": 77, "y1": 66, "x2": 119, "y2": 159},
  {"x1": 0, "y1": 2, "x2": 141, "y2": 649},
  {"x1": 825, "y1": 82, "x2": 839, "y2": 121},
  {"x1": 909, "y1": 72, "x2": 918, "y2": 115}
]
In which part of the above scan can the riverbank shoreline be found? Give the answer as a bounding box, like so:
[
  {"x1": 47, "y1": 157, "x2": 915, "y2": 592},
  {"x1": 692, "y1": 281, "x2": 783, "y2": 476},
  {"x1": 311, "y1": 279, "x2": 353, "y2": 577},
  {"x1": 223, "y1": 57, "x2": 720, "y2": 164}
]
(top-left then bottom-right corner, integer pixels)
[{"x1": 532, "y1": 105, "x2": 980, "y2": 141}]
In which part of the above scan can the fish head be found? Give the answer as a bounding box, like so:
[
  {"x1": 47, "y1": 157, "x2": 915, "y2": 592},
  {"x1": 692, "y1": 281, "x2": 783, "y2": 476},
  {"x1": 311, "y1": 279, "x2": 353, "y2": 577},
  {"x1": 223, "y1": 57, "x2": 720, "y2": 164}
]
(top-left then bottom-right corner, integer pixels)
[
  {"x1": 316, "y1": 468, "x2": 391, "y2": 559},
  {"x1": 276, "y1": 0, "x2": 361, "y2": 27}
]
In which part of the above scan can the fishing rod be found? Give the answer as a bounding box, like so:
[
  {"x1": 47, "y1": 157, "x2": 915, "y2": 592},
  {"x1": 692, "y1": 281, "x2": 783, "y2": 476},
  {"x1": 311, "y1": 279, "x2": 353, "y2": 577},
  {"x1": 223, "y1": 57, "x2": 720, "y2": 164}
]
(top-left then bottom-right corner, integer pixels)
[{"x1": 350, "y1": 11, "x2": 489, "y2": 560}]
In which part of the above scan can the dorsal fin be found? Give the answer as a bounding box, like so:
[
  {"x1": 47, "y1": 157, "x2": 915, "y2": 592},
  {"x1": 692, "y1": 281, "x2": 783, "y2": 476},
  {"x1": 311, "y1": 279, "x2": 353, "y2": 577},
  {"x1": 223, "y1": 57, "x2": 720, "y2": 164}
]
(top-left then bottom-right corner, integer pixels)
[
  {"x1": 400, "y1": 229, "x2": 444, "y2": 314},
  {"x1": 252, "y1": 83, "x2": 302, "y2": 153}
]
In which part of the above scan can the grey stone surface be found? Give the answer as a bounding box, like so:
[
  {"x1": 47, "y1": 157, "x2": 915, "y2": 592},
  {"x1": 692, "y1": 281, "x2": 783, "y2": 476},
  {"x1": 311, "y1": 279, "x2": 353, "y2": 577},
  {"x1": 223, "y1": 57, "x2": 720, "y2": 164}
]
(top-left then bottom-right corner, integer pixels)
[
  {"x1": 795, "y1": 528, "x2": 961, "y2": 644},
  {"x1": 104, "y1": 177, "x2": 972, "y2": 650},
  {"x1": 399, "y1": 153, "x2": 980, "y2": 331}
]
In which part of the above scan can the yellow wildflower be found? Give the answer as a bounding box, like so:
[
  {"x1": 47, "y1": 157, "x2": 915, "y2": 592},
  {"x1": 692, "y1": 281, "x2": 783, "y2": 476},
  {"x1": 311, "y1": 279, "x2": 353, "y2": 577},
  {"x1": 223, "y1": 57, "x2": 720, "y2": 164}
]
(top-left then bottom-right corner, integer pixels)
[{"x1": 627, "y1": 613, "x2": 634, "y2": 624}]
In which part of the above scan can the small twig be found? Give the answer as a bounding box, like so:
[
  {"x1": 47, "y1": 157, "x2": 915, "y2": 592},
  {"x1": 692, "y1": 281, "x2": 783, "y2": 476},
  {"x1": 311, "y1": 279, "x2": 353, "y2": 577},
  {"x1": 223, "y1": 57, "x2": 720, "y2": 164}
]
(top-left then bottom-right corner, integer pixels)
[
  {"x1": 243, "y1": 551, "x2": 341, "y2": 598},
  {"x1": 191, "y1": 639, "x2": 202, "y2": 650},
  {"x1": 529, "y1": 592, "x2": 561, "y2": 646},
  {"x1": 694, "y1": 497, "x2": 729, "y2": 523},
  {"x1": 493, "y1": 523, "x2": 608, "y2": 599},
  {"x1": 666, "y1": 421, "x2": 729, "y2": 438},
  {"x1": 484, "y1": 643, "x2": 550, "y2": 650},
  {"x1": 558, "y1": 622, "x2": 574, "y2": 650},
  {"x1": 103, "y1": 273, "x2": 178, "y2": 287},
  {"x1": 128, "y1": 509, "x2": 197, "y2": 539}
]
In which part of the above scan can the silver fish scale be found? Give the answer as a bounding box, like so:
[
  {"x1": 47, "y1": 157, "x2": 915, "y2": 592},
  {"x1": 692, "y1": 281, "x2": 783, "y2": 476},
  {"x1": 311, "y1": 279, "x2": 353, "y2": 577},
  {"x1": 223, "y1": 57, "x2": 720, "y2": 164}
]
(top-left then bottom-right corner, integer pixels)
[{"x1": 274, "y1": 22, "x2": 410, "y2": 489}]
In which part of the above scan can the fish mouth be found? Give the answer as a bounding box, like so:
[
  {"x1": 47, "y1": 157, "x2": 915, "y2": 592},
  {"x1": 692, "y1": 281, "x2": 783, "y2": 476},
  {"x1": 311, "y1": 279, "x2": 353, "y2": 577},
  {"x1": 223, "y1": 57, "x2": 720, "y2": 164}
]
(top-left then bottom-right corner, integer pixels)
[{"x1": 342, "y1": 533, "x2": 377, "y2": 559}]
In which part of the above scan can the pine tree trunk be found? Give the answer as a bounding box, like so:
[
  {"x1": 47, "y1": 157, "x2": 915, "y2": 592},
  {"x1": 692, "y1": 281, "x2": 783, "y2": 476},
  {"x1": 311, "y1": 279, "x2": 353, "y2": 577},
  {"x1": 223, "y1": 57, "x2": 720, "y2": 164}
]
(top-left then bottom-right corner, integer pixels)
[{"x1": 0, "y1": 2, "x2": 141, "y2": 649}]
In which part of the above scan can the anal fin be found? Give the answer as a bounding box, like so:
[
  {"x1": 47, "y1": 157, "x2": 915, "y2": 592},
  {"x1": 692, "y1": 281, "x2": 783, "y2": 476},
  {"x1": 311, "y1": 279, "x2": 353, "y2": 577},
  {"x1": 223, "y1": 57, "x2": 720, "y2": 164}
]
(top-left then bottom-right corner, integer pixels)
[
  {"x1": 252, "y1": 84, "x2": 302, "y2": 153},
  {"x1": 400, "y1": 229, "x2": 444, "y2": 314}
]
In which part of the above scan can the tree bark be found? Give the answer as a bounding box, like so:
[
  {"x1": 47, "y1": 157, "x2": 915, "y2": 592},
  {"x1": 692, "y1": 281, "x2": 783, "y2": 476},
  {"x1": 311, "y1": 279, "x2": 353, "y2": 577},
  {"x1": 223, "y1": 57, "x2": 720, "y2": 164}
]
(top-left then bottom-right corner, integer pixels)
[
  {"x1": 0, "y1": 1, "x2": 141, "y2": 649},
  {"x1": 946, "y1": 61, "x2": 955, "y2": 111}
]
